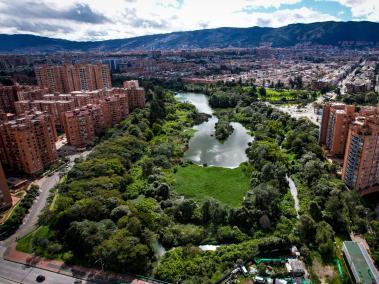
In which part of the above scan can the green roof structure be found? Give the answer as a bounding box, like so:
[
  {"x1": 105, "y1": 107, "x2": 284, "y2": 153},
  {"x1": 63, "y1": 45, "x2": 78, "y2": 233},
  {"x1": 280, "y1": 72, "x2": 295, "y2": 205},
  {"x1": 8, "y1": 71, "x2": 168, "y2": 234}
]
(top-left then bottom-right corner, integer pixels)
[{"x1": 342, "y1": 241, "x2": 379, "y2": 284}]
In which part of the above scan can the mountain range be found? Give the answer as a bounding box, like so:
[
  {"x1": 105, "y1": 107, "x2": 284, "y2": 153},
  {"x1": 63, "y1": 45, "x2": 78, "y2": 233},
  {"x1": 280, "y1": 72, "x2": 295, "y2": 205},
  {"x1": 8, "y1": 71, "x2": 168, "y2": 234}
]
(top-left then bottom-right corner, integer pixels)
[{"x1": 1, "y1": 21, "x2": 379, "y2": 53}]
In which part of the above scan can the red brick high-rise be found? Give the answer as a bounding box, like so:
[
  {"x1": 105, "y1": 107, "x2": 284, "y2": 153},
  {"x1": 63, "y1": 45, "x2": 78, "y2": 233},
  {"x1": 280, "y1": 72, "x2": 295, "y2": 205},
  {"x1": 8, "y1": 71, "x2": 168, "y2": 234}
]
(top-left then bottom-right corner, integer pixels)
[
  {"x1": 34, "y1": 65, "x2": 66, "y2": 93},
  {"x1": 15, "y1": 100, "x2": 75, "y2": 130},
  {"x1": 0, "y1": 85, "x2": 18, "y2": 113},
  {"x1": 86, "y1": 104, "x2": 106, "y2": 135},
  {"x1": 100, "y1": 96, "x2": 123, "y2": 128},
  {"x1": 59, "y1": 81, "x2": 145, "y2": 148},
  {"x1": 35, "y1": 64, "x2": 112, "y2": 93},
  {"x1": 0, "y1": 161, "x2": 12, "y2": 210},
  {"x1": 342, "y1": 108, "x2": 379, "y2": 196},
  {"x1": 114, "y1": 93, "x2": 129, "y2": 119},
  {"x1": 62, "y1": 94, "x2": 131, "y2": 147},
  {"x1": 320, "y1": 103, "x2": 379, "y2": 197},
  {"x1": 1, "y1": 85, "x2": 49, "y2": 114},
  {"x1": 123, "y1": 80, "x2": 139, "y2": 89},
  {"x1": 319, "y1": 103, "x2": 355, "y2": 157},
  {"x1": 69, "y1": 90, "x2": 105, "y2": 107},
  {"x1": 123, "y1": 81, "x2": 145, "y2": 110},
  {"x1": 61, "y1": 107, "x2": 96, "y2": 148},
  {"x1": 0, "y1": 112, "x2": 15, "y2": 123},
  {"x1": 17, "y1": 86, "x2": 49, "y2": 101},
  {"x1": 0, "y1": 111, "x2": 58, "y2": 175}
]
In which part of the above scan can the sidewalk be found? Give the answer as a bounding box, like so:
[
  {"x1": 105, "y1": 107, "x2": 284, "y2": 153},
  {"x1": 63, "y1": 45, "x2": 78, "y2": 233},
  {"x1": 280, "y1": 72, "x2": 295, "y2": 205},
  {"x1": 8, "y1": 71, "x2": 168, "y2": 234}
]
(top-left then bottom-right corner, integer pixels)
[{"x1": 4, "y1": 242, "x2": 149, "y2": 284}]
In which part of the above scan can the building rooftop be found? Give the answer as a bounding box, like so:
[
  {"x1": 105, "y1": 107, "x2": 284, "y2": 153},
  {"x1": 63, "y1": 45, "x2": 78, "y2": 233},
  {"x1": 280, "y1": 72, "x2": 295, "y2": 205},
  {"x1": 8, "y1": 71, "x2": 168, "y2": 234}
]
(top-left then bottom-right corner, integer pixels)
[{"x1": 342, "y1": 241, "x2": 379, "y2": 284}]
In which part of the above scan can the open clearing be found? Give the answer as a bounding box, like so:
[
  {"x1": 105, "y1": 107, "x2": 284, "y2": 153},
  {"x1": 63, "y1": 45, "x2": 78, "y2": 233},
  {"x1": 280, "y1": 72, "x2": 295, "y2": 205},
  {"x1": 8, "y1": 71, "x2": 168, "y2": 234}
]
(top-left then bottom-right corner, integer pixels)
[{"x1": 175, "y1": 164, "x2": 250, "y2": 207}]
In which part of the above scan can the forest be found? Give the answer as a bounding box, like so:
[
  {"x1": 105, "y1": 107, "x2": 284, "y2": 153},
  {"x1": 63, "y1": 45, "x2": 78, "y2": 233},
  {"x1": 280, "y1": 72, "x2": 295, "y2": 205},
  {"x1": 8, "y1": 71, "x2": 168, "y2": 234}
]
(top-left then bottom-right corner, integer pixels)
[{"x1": 17, "y1": 82, "x2": 378, "y2": 283}]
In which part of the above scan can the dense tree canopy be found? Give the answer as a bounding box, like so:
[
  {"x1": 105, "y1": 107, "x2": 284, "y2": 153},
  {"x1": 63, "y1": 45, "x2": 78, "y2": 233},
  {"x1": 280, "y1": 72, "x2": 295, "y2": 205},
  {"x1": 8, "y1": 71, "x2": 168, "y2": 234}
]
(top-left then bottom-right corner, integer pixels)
[{"x1": 25, "y1": 84, "x2": 377, "y2": 282}]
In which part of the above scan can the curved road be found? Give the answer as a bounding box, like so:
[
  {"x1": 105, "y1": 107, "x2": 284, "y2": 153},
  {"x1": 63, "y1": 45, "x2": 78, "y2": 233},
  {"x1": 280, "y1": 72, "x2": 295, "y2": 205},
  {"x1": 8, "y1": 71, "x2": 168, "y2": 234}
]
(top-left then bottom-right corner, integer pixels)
[
  {"x1": 3, "y1": 173, "x2": 59, "y2": 247},
  {"x1": 0, "y1": 151, "x2": 92, "y2": 284},
  {"x1": 1, "y1": 151, "x2": 90, "y2": 247}
]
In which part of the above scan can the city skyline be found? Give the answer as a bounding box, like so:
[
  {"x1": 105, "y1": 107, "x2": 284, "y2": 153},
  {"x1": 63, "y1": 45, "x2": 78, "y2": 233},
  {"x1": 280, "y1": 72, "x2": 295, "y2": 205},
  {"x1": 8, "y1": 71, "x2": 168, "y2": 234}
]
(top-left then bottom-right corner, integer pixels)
[{"x1": 0, "y1": 0, "x2": 378, "y2": 41}]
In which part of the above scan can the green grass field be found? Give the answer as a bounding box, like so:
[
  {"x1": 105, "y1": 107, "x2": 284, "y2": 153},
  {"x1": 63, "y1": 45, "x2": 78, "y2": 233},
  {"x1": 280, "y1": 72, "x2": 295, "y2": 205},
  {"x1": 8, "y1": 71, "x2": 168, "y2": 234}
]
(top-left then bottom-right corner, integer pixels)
[
  {"x1": 16, "y1": 226, "x2": 50, "y2": 253},
  {"x1": 261, "y1": 89, "x2": 319, "y2": 102},
  {"x1": 175, "y1": 164, "x2": 250, "y2": 207},
  {"x1": 265, "y1": 89, "x2": 298, "y2": 101}
]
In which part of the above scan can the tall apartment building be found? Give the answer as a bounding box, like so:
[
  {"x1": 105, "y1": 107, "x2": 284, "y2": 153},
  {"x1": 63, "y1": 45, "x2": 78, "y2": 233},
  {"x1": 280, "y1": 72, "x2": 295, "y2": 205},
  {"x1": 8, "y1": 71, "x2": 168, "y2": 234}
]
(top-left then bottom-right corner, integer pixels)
[
  {"x1": 114, "y1": 93, "x2": 129, "y2": 119},
  {"x1": 1, "y1": 85, "x2": 49, "y2": 113},
  {"x1": 62, "y1": 94, "x2": 130, "y2": 147},
  {"x1": 15, "y1": 100, "x2": 75, "y2": 130},
  {"x1": 0, "y1": 112, "x2": 15, "y2": 123},
  {"x1": 123, "y1": 80, "x2": 146, "y2": 110},
  {"x1": 342, "y1": 110, "x2": 379, "y2": 196},
  {"x1": 100, "y1": 94, "x2": 129, "y2": 128},
  {"x1": 61, "y1": 107, "x2": 96, "y2": 148},
  {"x1": 34, "y1": 65, "x2": 66, "y2": 93},
  {"x1": 0, "y1": 111, "x2": 58, "y2": 175},
  {"x1": 123, "y1": 80, "x2": 139, "y2": 89},
  {"x1": 70, "y1": 90, "x2": 105, "y2": 107},
  {"x1": 17, "y1": 86, "x2": 49, "y2": 101},
  {"x1": 319, "y1": 103, "x2": 355, "y2": 157},
  {"x1": 59, "y1": 81, "x2": 145, "y2": 148},
  {"x1": 0, "y1": 85, "x2": 18, "y2": 113},
  {"x1": 86, "y1": 104, "x2": 106, "y2": 135},
  {"x1": 35, "y1": 63, "x2": 112, "y2": 93},
  {"x1": 0, "y1": 161, "x2": 12, "y2": 210}
]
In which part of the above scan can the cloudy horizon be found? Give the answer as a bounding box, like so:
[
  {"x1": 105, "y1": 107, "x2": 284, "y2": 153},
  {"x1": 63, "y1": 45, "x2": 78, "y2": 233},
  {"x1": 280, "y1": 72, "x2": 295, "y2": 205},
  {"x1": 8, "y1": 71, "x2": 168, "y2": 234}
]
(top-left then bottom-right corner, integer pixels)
[{"x1": 0, "y1": 0, "x2": 378, "y2": 41}]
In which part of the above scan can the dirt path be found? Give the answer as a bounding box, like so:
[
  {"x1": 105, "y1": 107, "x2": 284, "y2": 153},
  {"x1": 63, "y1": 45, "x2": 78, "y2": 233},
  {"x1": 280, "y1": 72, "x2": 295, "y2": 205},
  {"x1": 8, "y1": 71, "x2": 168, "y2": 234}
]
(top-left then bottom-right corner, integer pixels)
[{"x1": 312, "y1": 259, "x2": 336, "y2": 283}]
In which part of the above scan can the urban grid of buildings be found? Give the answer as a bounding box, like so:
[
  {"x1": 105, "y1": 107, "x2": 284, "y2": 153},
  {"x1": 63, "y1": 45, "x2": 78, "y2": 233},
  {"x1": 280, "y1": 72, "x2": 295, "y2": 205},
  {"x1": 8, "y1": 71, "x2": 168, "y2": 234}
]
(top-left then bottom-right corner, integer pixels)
[
  {"x1": 0, "y1": 63, "x2": 145, "y2": 209},
  {"x1": 1, "y1": 47, "x2": 378, "y2": 94}
]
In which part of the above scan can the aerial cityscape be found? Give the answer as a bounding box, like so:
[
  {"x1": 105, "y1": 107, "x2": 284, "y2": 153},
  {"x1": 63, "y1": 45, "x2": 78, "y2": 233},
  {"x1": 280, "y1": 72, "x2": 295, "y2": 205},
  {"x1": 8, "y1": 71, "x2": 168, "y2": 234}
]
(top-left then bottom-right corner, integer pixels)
[{"x1": 0, "y1": 1, "x2": 379, "y2": 284}]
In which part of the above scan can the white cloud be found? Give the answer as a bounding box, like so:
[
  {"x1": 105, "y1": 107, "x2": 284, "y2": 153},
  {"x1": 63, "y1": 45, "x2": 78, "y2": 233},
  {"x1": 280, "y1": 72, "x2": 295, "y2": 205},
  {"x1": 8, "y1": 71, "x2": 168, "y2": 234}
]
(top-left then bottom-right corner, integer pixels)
[
  {"x1": 0, "y1": 0, "x2": 340, "y2": 40},
  {"x1": 245, "y1": 0, "x2": 302, "y2": 9},
  {"x1": 252, "y1": 7, "x2": 338, "y2": 27},
  {"x1": 327, "y1": 0, "x2": 379, "y2": 21}
]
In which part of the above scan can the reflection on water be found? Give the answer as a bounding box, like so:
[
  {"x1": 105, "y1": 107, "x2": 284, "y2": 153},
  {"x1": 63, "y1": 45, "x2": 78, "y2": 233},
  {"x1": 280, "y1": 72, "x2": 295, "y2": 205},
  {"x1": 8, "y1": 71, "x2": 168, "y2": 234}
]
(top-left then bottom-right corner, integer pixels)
[{"x1": 176, "y1": 92, "x2": 253, "y2": 168}]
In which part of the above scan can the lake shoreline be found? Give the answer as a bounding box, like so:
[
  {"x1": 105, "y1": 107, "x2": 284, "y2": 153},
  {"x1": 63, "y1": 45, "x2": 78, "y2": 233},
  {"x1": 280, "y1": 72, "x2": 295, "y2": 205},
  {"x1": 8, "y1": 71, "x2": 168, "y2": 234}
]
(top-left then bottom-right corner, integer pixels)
[{"x1": 176, "y1": 92, "x2": 254, "y2": 168}]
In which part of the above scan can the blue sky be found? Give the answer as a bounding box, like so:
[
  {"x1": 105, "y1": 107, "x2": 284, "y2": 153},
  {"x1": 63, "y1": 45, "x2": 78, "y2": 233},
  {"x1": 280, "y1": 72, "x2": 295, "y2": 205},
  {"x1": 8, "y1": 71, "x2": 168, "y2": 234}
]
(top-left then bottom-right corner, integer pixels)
[
  {"x1": 241, "y1": 0, "x2": 353, "y2": 21},
  {"x1": 0, "y1": 0, "x2": 377, "y2": 40}
]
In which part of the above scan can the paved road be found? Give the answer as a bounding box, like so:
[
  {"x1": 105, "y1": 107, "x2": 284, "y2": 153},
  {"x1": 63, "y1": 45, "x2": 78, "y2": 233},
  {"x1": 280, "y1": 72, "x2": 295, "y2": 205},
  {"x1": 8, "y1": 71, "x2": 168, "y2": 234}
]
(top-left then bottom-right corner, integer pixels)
[
  {"x1": 3, "y1": 173, "x2": 60, "y2": 246},
  {"x1": 0, "y1": 258, "x2": 93, "y2": 284},
  {"x1": 272, "y1": 95, "x2": 325, "y2": 126},
  {"x1": 0, "y1": 151, "x2": 92, "y2": 284},
  {"x1": 1, "y1": 151, "x2": 90, "y2": 247}
]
